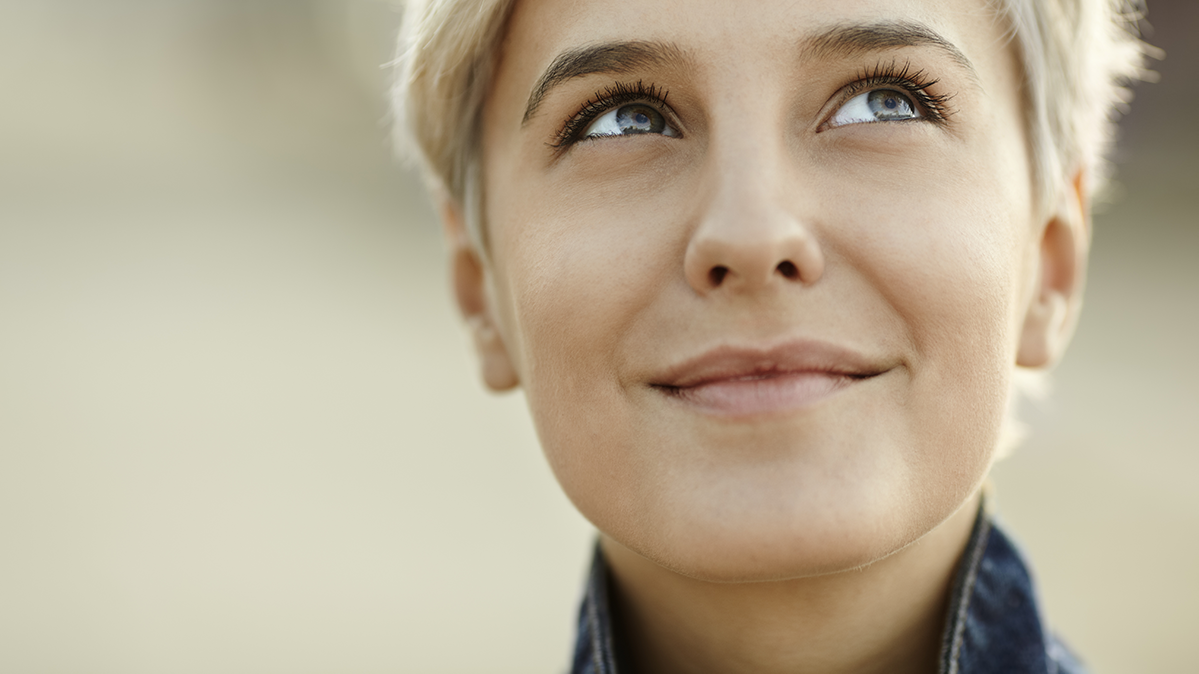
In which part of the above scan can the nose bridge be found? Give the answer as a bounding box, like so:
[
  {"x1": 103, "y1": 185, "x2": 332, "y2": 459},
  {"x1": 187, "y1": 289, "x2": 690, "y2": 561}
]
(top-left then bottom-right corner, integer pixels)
[{"x1": 684, "y1": 127, "x2": 824, "y2": 294}]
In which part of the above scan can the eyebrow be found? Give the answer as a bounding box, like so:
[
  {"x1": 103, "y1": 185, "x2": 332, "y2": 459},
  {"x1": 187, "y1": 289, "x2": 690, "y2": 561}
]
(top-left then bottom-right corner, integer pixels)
[
  {"x1": 522, "y1": 20, "x2": 977, "y2": 125},
  {"x1": 522, "y1": 40, "x2": 688, "y2": 124},
  {"x1": 801, "y1": 21, "x2": 978, "y2": 80}
]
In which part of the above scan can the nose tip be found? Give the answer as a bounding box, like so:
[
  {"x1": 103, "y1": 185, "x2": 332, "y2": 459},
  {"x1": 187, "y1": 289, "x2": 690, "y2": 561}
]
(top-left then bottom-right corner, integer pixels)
[{"x1": 686, "y1": 227, "x2": 824, "y2": 294}]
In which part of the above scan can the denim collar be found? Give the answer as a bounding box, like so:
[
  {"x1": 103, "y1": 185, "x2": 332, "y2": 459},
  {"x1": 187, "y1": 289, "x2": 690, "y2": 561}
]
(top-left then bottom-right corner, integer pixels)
[{"x1": 570, "y1": 506, "x2": 1088, "y2": 674}]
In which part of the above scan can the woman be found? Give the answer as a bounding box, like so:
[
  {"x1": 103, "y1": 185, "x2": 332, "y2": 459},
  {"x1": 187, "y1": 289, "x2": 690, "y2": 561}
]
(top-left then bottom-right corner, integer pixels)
[{"x1": 393, "y1": 0, "x2": 1148, "y2": 671}]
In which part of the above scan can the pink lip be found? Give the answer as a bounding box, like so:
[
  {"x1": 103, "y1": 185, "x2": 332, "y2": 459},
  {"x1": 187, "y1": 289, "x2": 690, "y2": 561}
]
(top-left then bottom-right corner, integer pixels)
[{"x1": 651, "y1": 341, "x2": 887, "y2": 417}]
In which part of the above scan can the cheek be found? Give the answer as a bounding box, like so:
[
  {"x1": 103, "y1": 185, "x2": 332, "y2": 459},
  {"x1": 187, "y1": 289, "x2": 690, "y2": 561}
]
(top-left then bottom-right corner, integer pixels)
[
  {"x1": 485, "y1": 152, "x2": 690, "y2": 501},
  {"x1": 814, "y1": 137, "x2": 1029, "y2": 470},
  {"x1": 489, "y1": 141, "x2": 697, "y2": 383}
]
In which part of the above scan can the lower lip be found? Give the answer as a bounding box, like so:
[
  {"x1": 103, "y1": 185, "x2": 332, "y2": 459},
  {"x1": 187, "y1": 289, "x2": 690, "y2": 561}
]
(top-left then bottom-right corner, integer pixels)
[{"x1": 664, "y1": 372, "x2": 854, "y2": 417}]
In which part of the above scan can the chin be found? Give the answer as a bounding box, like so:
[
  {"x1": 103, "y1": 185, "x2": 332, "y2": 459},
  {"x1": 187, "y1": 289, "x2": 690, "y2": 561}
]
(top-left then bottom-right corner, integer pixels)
[
  {"x1": 634, "y1": 491, "x2": 930, "y2": 583},
  {"x1": 581, "y1": 454, "x2": 938, "y2": 583}
]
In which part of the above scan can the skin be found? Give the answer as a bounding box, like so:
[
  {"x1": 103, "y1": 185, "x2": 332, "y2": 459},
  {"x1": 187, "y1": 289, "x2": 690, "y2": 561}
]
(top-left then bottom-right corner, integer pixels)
[{"x1": 440, "y1": 0, "x2": 1089, "y2": 671}]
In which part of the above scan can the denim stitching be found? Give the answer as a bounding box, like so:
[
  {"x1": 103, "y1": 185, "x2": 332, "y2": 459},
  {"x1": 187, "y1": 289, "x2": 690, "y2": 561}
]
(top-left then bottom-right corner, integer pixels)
[
  {"x1": 943, "y1": 512, "x2": 992, "y2": 674},
  {"x1": 587, "y1": 551, "x2": 615, "y2": 674}
]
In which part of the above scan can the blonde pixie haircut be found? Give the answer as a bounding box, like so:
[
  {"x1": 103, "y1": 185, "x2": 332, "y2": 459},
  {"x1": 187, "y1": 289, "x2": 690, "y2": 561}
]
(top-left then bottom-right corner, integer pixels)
[{"x1": 391, "y1": 0, "x2": 1152, "y2": 450}]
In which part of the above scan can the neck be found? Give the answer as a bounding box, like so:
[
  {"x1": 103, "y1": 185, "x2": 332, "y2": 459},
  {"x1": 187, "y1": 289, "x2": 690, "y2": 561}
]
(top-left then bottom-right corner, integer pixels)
[{"x1": 600, "y1": 492, "x2": 981, "y2": 674}]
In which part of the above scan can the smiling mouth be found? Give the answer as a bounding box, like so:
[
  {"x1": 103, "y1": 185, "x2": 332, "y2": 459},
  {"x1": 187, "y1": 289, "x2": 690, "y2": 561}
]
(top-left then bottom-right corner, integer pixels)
[{"x1": 650, "y1": 341, "x2": 889, "y2": 417}]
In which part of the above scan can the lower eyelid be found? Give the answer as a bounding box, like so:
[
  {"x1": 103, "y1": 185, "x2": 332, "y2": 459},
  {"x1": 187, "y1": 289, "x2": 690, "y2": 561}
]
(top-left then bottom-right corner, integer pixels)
[
  {"x1": 555, "y1": 82, "x2": 676, "y2": 148},
  {"x1": 583, "y1": 103, "x2": 672, "y2": 137},
  {"x1": 560, "y1": 104, "x2": 680, "y2": 149},
  {"x1": 827, "y1": 63, "x2": 953, "y2": 122}
]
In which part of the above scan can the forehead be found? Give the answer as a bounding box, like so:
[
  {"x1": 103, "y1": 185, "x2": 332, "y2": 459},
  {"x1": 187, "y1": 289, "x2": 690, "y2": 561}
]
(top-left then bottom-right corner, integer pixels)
[{"x1": 494, "y1": 0, "x2": 1009, "y2": 91}]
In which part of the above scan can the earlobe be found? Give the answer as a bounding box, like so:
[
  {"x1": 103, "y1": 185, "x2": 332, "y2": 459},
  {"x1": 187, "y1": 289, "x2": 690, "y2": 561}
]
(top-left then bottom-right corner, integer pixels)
[
  {"x1": 441, "y1": 199, "x2": 520, "y2": 392},
  {"x1": 1016, "y1": 285, "x2": 1070, "y2": 368},
  {"x1": 1016, "y1": 172, "x2": 1090, "y2": 369},
  {"x1": 466, "y1": 311, "x2": 521, "y2": 391}
]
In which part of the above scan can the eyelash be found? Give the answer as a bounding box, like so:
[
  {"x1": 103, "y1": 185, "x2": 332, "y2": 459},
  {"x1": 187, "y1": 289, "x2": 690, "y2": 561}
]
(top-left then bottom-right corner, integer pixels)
[
  {"x1": 552, "y1": 80, "x2": 672, "y2": 150},
  {"x1": 839, "y1": 60, "x2": 954, "y2": 124},
  {"x1": 551, "y1": 60, "x2": 954, "y2": 149}
]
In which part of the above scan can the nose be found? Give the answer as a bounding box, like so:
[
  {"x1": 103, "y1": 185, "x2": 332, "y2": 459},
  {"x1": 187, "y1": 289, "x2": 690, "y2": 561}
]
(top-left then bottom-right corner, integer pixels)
[{"x1": 683, "y1": 161, "x2": 824, "y2": 295}]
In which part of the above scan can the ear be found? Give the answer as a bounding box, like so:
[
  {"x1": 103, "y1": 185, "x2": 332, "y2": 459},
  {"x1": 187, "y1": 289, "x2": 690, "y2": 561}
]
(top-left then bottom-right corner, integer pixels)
[
  {"x1": 439, "y1": 197, "x2": 520, "y2": 391},
  {"x1": 1016, "y1": 171, "x2": 1090, "y2": 368}
]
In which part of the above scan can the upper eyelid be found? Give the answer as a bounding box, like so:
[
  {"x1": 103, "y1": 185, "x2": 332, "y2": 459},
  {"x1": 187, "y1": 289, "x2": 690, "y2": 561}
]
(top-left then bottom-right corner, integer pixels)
[
  {"x1": 822, "y1": 66, "x2": 955, "y2": 126},
  {"x1": 552, "y1": 82, "x2": 678, "y2": 148}
]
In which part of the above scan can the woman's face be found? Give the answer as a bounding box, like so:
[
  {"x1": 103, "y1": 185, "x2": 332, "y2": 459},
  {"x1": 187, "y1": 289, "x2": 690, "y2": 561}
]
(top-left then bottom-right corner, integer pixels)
[{"x1": 471, "y1": 0, "x2": 1047, "y2": 580}]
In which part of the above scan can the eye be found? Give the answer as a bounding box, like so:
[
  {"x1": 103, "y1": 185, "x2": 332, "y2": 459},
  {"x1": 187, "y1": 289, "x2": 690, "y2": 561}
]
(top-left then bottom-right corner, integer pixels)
[
  {"x1": 827, "y1": 89, "x2": 922, "y2": 128},
  {"x1": 582, "y1": 103, "x2": 678, "y2": 139}
]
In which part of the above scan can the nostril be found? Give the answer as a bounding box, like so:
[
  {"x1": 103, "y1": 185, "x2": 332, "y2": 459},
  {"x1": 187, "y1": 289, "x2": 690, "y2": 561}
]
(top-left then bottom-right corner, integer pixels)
[
  {"x1": 777, "y1": 260, "x2": 799, "y2": 279},
  {"x1": 709, "y1": 266, "x2": 729, "y2": 286}
]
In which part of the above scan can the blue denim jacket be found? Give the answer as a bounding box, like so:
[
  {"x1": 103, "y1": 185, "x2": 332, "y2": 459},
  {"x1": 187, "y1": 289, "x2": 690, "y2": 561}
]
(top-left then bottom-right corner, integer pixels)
[{"x1": 570, "y1": 508, "x2": 1087, "y2": 674}]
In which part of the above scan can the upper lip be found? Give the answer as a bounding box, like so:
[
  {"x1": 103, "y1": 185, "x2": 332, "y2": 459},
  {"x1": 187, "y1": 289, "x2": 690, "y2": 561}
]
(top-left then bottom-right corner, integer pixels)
[{"x1": 650, "y1": 339, "x2": 889, "y2": 389}]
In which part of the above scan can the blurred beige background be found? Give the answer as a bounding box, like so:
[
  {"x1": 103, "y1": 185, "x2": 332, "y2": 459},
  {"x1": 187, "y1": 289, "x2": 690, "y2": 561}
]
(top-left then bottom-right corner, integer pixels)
[{"x1": 0, "y1": 1, "x2": 1194, "y2": 672}]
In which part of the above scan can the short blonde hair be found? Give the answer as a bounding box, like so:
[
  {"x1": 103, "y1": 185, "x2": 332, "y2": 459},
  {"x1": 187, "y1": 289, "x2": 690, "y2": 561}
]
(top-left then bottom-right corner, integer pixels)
[
  {"x1": 998, "y1": 0, "x2": 1154, "y2": 212},
  {"x1": 392, "y1": 0, "x2": 1152, "y2": 221},
  {"x1": 392, "y1": 0, "x2": 515, "y2": 240}
]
